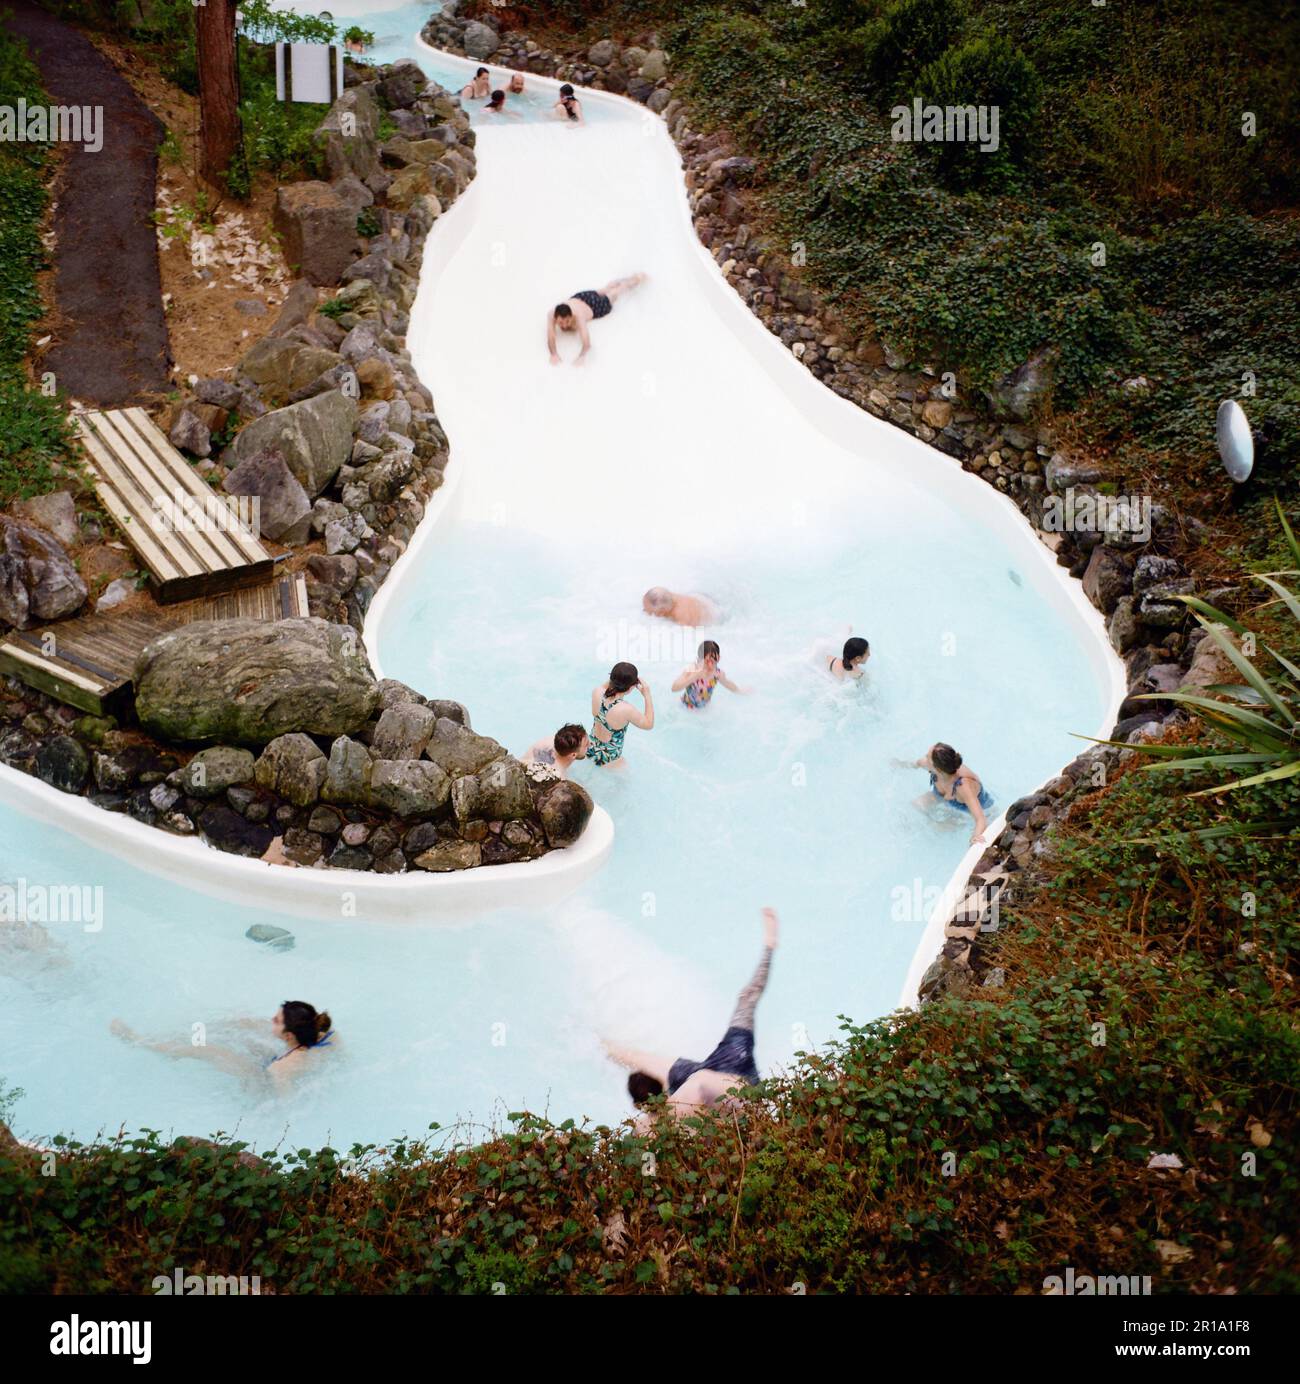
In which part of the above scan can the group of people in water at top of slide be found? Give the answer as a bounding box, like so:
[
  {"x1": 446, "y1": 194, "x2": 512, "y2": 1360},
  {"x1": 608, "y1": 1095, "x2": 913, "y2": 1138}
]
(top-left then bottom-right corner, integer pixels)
[{"x1": 460, "y1": 65, "x2": 586, "y2": 121}]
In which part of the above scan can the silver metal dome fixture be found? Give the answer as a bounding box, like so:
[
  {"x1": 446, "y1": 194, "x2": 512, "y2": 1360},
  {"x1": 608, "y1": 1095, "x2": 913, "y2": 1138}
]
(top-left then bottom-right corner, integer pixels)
[{"x1": 1217, "y1": 399, "x2": 1254, "y2": 483}]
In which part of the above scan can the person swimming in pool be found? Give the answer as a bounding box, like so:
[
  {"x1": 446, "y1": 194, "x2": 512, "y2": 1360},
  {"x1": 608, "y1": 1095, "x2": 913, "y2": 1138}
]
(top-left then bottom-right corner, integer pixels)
[
  {"x1": 547, "y1": 274, "x2": 647, "y2": 365},
  {"x1": 484, "y1": 89, "x2": 511, "y2": 114},
  {"x1": 522, "y1": 723, "x2": 590, "y2": 781},
  {"x1": 554, "y1": 83, "x2": 583, "y2": 122},
  {"x1": 461, "y1": 67, "x2": 490, "y2": 100},
  {"x1": 643, "y1": 587, "x2": 720, "y2": 626},
  {"x1": 906, "y1": 742, "x2": 993, "y2": 846},
  {"x1": 826, "y1": 634, "x2": 870, "y2": 681},
  {"x1": 508, "y1": 72, "x2": 526, "y2": 94},
  {"x1": 588, "y1": 662, "x2": 654, "y2": 767},
  {"x1": 605, "y1": 908, "x2": 779, "y2": 1125},
  {"x1": 673, "y1": 640, "x2": 749, "y2": 709},
  {"x1": 110, "y1": 1000, "x2": 336, "y2": 1089}
]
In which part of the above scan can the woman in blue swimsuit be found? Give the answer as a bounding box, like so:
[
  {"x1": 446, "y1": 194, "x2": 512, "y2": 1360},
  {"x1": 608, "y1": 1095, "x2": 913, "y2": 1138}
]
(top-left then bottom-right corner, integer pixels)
[
  {"x1": 907, "y1": 742, "x2": 994, "y2": 846},
  {"x1": 110, "y1": 998, "x2": 336, "y2": 1088},
  {"x1": 265, "y1": 1001, "x2": 335, "y2": 1083},
  {"x1": 588, "y1": 662, "x2": 655, "y2": 767}
]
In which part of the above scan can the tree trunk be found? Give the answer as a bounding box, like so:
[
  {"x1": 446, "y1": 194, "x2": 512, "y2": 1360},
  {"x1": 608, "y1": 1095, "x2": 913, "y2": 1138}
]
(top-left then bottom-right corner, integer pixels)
[{"x1": 195, "y1": 0, "x2": 245, "y2": 192}]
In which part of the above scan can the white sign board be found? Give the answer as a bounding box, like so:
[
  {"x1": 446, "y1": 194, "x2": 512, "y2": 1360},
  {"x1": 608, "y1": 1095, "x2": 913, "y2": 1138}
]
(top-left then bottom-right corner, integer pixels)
[{"x1": 275, "y1": 42, "x2": 344, "y2": 104}]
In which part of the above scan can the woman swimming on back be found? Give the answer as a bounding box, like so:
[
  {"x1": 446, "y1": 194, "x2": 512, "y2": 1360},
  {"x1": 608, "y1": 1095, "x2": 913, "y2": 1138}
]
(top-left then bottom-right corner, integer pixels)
[{"x1": 588, "y1": 662, "x2": 654, "y2": 766}]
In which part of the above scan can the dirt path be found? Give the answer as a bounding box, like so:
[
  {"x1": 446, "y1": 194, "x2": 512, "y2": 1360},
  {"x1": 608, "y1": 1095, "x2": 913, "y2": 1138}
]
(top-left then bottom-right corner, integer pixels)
[{"x1": 6, "y1": 1, "x2": 171, "y2": 403}]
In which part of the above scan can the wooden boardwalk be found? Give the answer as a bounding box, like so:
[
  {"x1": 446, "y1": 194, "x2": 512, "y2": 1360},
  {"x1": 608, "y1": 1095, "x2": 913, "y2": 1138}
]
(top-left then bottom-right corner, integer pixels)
[
  {"x1": 0, "y1": 574, "x2": 309, "y2": 718},
  {"x1": 75, "y1": 407, "x2": 275, "y2": 604}
]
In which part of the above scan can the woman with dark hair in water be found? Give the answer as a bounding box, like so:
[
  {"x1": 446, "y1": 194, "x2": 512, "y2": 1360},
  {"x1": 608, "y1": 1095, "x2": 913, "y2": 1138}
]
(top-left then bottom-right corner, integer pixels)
[
  {"x1": 461, "y1": 67, "x2": 490, "y2": 100},
  {"x1": 484, "y1": 89, "x2": 507, "y2": 113},
  {"x1": 588, "y1": 662, "x2": 654, "y2": 767},
  {"x1": 903, "y1": 741, "x2": 994, "y2": 846},
  {"x1": 111, "y1": 1000, "x2": 337, "y2": 1088},
  {"x1": 554, "y1": 82, "x2": 583, "y2": 122}
]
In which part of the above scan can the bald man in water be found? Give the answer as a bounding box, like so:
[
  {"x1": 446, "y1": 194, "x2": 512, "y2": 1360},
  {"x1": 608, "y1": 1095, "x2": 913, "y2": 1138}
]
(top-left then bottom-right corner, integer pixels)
[
  {"x1": 547, "y1": 273, "x2": 647, "y2": 365},
  {"x1": 643, "y1": 587, "x2": 721, "y2": 626}
]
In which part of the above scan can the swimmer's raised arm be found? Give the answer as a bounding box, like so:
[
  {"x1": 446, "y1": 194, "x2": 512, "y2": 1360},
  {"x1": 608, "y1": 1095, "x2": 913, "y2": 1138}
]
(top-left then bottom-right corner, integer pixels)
[
  {"x1": 672, "y1": 663, "x2": 703, "y2": 692},
  {"x1": 718, "y1": 671, "x2": 750, "y2": 694},
  {"x1": 625, "y1": 680, "x2": 654, "y2": 728}
]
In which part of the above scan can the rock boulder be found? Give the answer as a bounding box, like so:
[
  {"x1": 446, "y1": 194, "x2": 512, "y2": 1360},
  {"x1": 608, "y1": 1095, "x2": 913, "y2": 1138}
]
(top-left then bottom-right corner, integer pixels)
[
  {"x1": 273, "y1": 181, "x2": 358, "y2": 286},
  {"x1": 225, "y1": 390, "x2": 357, "y2": 498},
  {"x1": 221, "y1": 449, "x2": 312, "y2": 543},
  {"x1": 11, "y1": 491, "x2": 79, "y2": 548},
  {"x1": 134, "y1": 617, "x2": 379, "y2": 745},
  {"x1": 424, "y1": 717, "x2": 505, "y2": 778},
  {"x1": 536, "y1": 779, "x2": 595, "y2": 848},
  {"x1": 254, "y1": 733, "x2": 328, "y2": 807},
  {"x1": 0, "y1": 515, "x2": 87, "y2": 629},
  {"x1": 462, "y1": 19, "x2": 499, "y2": 59}
]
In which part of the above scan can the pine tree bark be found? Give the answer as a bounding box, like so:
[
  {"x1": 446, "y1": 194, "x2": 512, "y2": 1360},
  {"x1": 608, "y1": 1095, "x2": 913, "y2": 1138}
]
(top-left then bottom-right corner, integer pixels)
[{"x1": 195, "y1": 0, "x2": 245, "y2": 191}]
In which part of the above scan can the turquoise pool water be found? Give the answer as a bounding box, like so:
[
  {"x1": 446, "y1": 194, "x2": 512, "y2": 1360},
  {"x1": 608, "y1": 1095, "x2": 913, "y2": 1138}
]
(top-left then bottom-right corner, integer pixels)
[{"x1": 0, "y1": 9, "x2": 1111, "y2": 1154}]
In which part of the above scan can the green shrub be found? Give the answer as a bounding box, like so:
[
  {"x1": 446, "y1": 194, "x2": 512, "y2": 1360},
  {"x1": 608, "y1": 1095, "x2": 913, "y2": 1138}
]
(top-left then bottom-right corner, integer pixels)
[
  {"x1": 915, "y1": 32, "x2": 1041, "y2": 188},
  {"x1": 0, "y1": 20, "x2": 77, "y2": 500},
  {"x1": 857, "y1": 0, "x2": 966, "y2": 98},
  {"x1": 0, "y1": 374, "x2": 78, "y2": 505}
]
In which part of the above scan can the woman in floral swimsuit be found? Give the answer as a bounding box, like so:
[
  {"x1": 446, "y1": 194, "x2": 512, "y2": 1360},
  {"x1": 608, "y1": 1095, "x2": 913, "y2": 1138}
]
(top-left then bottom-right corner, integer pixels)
[{"x1": 588, "y1": 662, "x2": 655, "y2": 766}]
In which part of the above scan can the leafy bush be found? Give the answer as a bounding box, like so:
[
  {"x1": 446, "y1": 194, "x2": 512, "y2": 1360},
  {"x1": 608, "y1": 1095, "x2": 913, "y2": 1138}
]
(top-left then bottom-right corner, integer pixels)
[
  {"x1": 856, "y1": 0, "x2": 966, "y2": 99},
  {"x1": 0, "y1": 17, "x2": 76, "y2": 502},
  {"x1": 1127, "y1": 502, "x2": 1300, "y2": 835},
  {"x1": 0, "y1": 375, "x2": 77, "y2": 504},
  {"x1": 914, "y1": 32, "x2": 1041, "y2": 188}
]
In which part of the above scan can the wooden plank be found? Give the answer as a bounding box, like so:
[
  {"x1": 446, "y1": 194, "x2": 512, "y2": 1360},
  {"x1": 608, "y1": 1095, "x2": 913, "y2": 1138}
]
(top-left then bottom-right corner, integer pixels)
[
  {"x1": 76, "y1": 408, "x2": 277, "y2": 604},
  {"x1": 10, "y1": 633, "x2": 125, "y2": 683},
  {"x1": 76, "y1": 420, "x2": 195, "y2": 584},
  {"x1": 2, "y1": 640, "x2": 113, "y2": 690},
  {"x1": 92, "y1": 410, "x2": 230, "y2": 577},
  {"x1": 104, "y1": 409, "x2": 248, "y2": 571},
  {"x1": 286, "y1": 574, "x2": 309, "y2": 618},
  {"x1": 0, "y1": 639, "x2": 112, "y2": 697},
  {"x1": 122, "y1": 408, "x2": 269, "y2": 566}
]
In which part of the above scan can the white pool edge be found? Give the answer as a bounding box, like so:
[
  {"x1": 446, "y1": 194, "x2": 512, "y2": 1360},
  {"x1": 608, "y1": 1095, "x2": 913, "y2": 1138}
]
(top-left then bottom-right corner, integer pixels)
[
  {"x1": 0, "y1": 756, "x2": 613, "y2": 921},
  {"x1": 409, "y1": 41, "x2": 1127, "y2": 1008}
]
